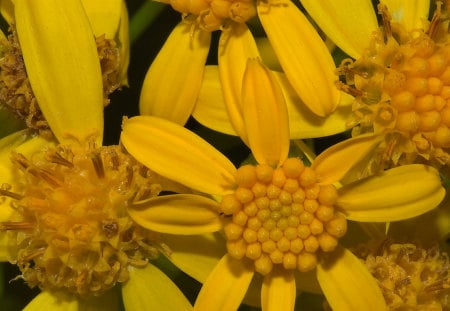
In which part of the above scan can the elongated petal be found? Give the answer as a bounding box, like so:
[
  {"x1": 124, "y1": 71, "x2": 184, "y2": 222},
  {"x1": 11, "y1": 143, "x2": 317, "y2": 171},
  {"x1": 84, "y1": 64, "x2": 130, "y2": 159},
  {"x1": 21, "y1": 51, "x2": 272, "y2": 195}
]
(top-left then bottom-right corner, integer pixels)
[
  {"x1": 242, "y1": 59, "x2": 290, "y2": 167},
  {"x1": 193, "y1": 66, "x2": 237, "y2": 135},
  {"x1": 300, "y1": 0, "x2": 378, "y2": 59},
  {"x1": 261, "y1": 270, "x2": 296, "y2": 311},
  {"x1": 0, "y1": 0, "x2": 13, "y2": 25},
  {"x1": 121, "y1": 116, "x2": 236, "y2": 196},
  {"x1": 317, "y1": 247, "x2": 387, "y2": 310},
  {"x1": 161, "y1": 233, "x2": 226, "y2": 283},
  {"x1": 382, "y1": 0, "x2": 430, "y2": 31},
  {"x1": 218, "y1": 23, "x2": 260, "y2": 140},
  {"x1": 81, "y1": 0, "x2": 121, "y2": 38},
  {"x1": 312, "y1": 135, "x2": 382, "y2": 185},
  {"x1": 0, "y1": 232, "x2": 13, "y2": 261},
  {"x1": 122, "y1": 265, "x2": 192, "y2": 311},
  {"x1": 78, "y1": 288, "x2": 120, "y2": 311},
  {"x1": 194, "y1": 254, "x2": 254, "y2": 311},
  {"x1": 15, "y1": 0, "x2": 104, "y2": 145},
  {"x1": 117, "y1": 0, "x2": 130, "y2": 86},
  {"x1": 258, "y1": 2, "x2": 340, "y2": 116},
  {"x1": 128, "y1": 194, "x2": 222, "y2": 235},
  {"x1": 337, "y1": 164, "x2": 445, "y2": 222},
  {"x1": 24, "y1": 291, "x2": 78, "y2": 311},
  {"x1": 140, "y1": 22, "x2": 211, "y2": 125}
]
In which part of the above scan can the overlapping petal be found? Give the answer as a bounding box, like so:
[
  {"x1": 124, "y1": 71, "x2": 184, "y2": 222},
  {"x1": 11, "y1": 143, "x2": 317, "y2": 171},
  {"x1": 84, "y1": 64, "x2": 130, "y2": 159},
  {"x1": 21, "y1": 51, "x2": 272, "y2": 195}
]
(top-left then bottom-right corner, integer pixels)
[
  {"x1": 128, "y1": 194, "x2": 222, "y2": 235},
  {"x1": 121, "y1": 116, "x2": 236, "y2": 196},
  {"x1": 23, "y1": 291, "x2": 78, "y2": 311},
  {"x1": 317, "y1": 247, "x2": 387, "y2": 310},
  {"x1": 261, "y1": 270, "x2": 296, "y2": 311},
  {"x1": 337, "y1": 164, "x2": 445, "y2": 222},
  {"x1": 257, "y1": 1, "x2": 340, "y2": 116},
  {"x1": 139, "y1": 22, "x2": 211, "y2": 125},
  {"x1": 81, "y1": 0, "x2": 121, "y2": 39},
  {"x1": 194, "y1": 255, "x2": 254, "y2": 311},
  {"x1": 0, "y1": 0, "x2": 13, "y2": 24},
  {"x1": 15, "y1": 0, "x2": 104, "y2": 145},
  {"x1": 300, "y1": 0, "x2": 378, "y2": 59},
  {"x1": 122, "y1": 265, "x2": 192, "y2": 311},
  {"x1": 382, "y1": 0, "x2": 430, "y2": 30}
]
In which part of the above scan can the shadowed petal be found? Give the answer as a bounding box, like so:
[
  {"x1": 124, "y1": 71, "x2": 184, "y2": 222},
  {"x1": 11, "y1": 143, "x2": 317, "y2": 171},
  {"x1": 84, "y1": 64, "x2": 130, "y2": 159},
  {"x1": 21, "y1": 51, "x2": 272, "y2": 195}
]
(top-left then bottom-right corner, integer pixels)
[
  {"x1": 140, "y1": 22, "x2": 211, "y2": 125},
  {"x1": 0, "y1": 232, "x2": 13, "y2": 261},
  {"x1": 79, "y1": 288, "x2": 120, "y2": 311},
  {"x1": 128, "y1": 194, "x2": 222, "y2": 235},
  {"x1": 258, "y1": 1, "x2": 340, "y2": 116},
  {"x1": 15, "y1": 0, "x2": 104, "y2": 145},
  {"x1": 317, "y1": 247, "x2": 387, "y2": 310},
  {"x1": 383, "y1": 0, "x2": 430, "y2": 30},
  {"x1": 121, "y1": 116, "x2": 236, "y2": 196},
  {"x1": 194, "y1": 254, "x2": 254, "y2": 311},
  {"x1": 337, "y1": 164, "x2": 445, "y2": 222},
  {"x1": 122, "y1": 265, "x2": 192, "y2": 311},
  {"x1": 81, "y1": 0, "x2": 121, "y2": 38},
  {"x1": 261, "y1": 270, "x2": 296, "y2": 311},
  {"x1": 0, "y1": 0, "x2": 13, "y2": 25},
  {"x1": 301, "y1": 0, "x2": 378, "y2": 59},
  {"x1": 23, "y1": 291, "x2": 78, "y2": 311}
]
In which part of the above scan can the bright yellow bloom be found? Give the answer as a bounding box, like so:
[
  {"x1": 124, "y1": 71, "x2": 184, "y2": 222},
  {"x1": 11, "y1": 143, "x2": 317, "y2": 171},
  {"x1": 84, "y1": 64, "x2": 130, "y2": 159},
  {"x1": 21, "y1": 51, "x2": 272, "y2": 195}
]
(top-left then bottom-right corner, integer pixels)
[
  {"x1": 121, "y1": 59, "x2": 445, "y2": 310},
  {"x1": 0, "y1": 1, "x2": 191, "y2": 310},
  {"x1": 302, "y1": 0, "x2": 450, "y2": 168},
  {"x1": 139, "y1": 0, "x2": 346, "y2": 126}
]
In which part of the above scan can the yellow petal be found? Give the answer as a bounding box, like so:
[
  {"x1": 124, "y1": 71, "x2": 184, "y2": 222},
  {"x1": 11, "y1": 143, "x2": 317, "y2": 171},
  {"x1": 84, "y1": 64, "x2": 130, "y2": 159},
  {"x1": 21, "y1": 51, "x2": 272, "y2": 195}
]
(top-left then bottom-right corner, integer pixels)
[
  {"x1": 23, "y1": 291, "x2": 78, "y2": 311},
  {"x1": 382, "y1": 0, "x2": 430, "y2": 30},
  {"x1": 258, "y1": 1, "x2": 340, "y2": 116},
  {"x1": 15, "y1": 0, "x2": 104, "y2": 145},
  {"x1": 218, "y1": 23, "x2": 260, "y2": 140},
  {"x1": 0, "y1": 0, "x2": 14, "y2": 25},
  {"x1": 81, "y1": 0, "x2": 121, "y2": 38},
  {"x1": 0, "y1": 231, "x2": 14, "y2": 261},
  {"x1": 242, "y1": 59, "x2": 290, "y2": 167},
  {"x1": 312, "y1": 135, "x2": 382, "y2": 185},
  {"x1": 300, "y1": 0, "x2": 378, "y2": 59},
  {"x1": 317, "y1": 247, "x2": 387, "y2": 311},
  {"x1": 140, "y1": 22, "x2": 211, "y2": 125},
  {"x1": 78, "y1": 288, "x2": 120, "y2": 311},
  {"x1": 117, "y1": 0, "x2": 130, "y2": 86},
  {"x1": 121, "y1": 116, "x2": 236, "y2": 196},
  {"x1": 129, "y1": 194, "x2": 222, "y2": 235},
  {"x1": 160, "y1": 232, "x2": 226, "y2": 283},
  {"x1": 337, "y1": 164, "x2": 445, "y2": 222},
  {"x1": 274, "y1": 72, "x2": 353, "y2": 139},
  {"x1": 261, "y1": 270, "x2": 296, "y2": 311},
  {"x1": 192, "y1": 66, "x2": 237, "y2": 136},
  {"x1": 194, "y1": 254, "x2": 254, "y2": 311},
  {"x1": 122, "y1": 265, "x2": 192, "y2": 311}
]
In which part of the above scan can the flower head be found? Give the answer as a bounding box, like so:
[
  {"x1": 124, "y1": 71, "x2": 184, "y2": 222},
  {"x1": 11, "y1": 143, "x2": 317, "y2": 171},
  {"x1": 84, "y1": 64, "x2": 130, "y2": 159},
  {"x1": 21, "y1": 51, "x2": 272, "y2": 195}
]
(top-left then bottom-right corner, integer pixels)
[{"x1": 121, "y1": 59, "x2": 445, "y2": 310}]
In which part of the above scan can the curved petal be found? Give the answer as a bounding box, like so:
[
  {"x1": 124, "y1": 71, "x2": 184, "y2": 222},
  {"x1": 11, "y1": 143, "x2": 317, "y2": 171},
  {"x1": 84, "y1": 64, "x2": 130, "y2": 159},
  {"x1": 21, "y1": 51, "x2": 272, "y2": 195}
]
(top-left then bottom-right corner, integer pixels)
[
  {"x1": 274, "y1": 72, "x2": 353, "y2": 139},
  {"x1": 128, "y1": 194, "x2": 222, "y2": 235},
  {"x1": 121, "y1": 116, "x2": 236, "y2": 196},
  {"x1": 140, "y1": 22, "x2": 211, "y2": 125},
  {"x1": 15, "y1": 0, "x2": 104, "y2": 145},
  {"x1": 194, "y1": 254, "x2": 254, "y2": 311},
  {"x1": 0, "y1": 0, "x2": 14, "y2": 25},
  {"x1": 218, "y1": 23, "x2": 260, "y2": 141},
  {"x1": 242, "y1": 59, "x2": 290, "y2": 167},
  {"x1": 312, "y1": 135, "x2": 382, "y2": 185},
  {"x1": 337, "y1": 164, "x2": 445, "y2": 222},
  {"x1": 192, "y1": 66, "x2": 237, "y2": 136},
  {"x1": 78, "y1": 288, "x2": 120, "y2": 311},
  {"x1": 300, "y1": 0, "x2": 378, "y2": 59},
  {"x1": 0, "y1": 232, "x2": 14, "y2": 261},
  {"x1": 23, "y1": 291, "x2": 78, "y2": 311},
  {"x1": 160, "y1": 232, "x2": 226, "y2": 283},
  {"x1": 261, "y1": 270, "x2": 296, "y2": 311},
  {"x1": 122, "y1": 265, "x2": 192, "y2": 311},
  {"x1": 258, "y1": 1, "x2": 340, "y2": 116},
  {"x1": 117, "y1": 0, "x2": 130, "y2": 86},
  {"x1": 317, "y1": 247, "x2": 387, "y2": 310},
  {"x1": 81, "y1": 0, "x2": 121, "y2": 38},
  {"x1": 382, "y1": 0, "x2": 430, "y2": 31}
]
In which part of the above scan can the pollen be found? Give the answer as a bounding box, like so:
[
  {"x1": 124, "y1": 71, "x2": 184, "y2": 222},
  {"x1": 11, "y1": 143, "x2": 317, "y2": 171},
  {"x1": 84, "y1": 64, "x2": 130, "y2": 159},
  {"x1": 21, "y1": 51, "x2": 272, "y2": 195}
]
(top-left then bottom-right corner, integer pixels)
[
  {"x1": 338, "y1": 4, "x2": 450, "y2": 167},
  {"x1": 221, "y1": 158, "x2": 347, "y2": 275},
  {"x1": 1, "y1": 143, "x2": 164, "y2": 296}
]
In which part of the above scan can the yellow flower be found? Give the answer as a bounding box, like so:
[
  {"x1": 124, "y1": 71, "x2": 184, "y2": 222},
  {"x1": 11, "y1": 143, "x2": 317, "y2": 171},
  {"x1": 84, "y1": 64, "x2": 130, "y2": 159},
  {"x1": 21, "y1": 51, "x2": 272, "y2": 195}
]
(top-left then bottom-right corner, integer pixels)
[
  {"x1": 302, "y1": 0, "x2": 450, "y2": 168},
  {"x1": 138, "y1": 0, "x2": 345, "y2": 126},
  {"x1": 121, "y1": 59, "x2": 445, "y2": 310},
  {"x1": 0, "y1": 1, "x2": 191, "y2": 310}
]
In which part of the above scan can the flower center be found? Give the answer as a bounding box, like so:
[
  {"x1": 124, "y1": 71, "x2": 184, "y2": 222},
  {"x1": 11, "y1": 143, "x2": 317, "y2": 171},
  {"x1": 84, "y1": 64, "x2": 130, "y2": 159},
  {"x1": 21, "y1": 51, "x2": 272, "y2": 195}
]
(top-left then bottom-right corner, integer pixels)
[
  {"x1": 338, "y1": 5, "x2": 450, "y2": 165},
  {"x1": 220, "y1": 158, "x2": 347, "y2": 275},
  {"x1": 1, "y1": 144, "x2": 164, "y2": 296},
  {"x1": 161, "y1": 0, "x2": 257, "y2": 31}
]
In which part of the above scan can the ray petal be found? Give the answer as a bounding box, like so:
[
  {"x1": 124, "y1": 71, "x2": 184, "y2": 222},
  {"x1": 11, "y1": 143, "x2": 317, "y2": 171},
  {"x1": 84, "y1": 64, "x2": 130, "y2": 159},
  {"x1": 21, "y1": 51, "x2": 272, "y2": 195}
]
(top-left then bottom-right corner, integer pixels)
[
  {"x1": 382, "y1": 0, "x2": 430, "y2": 31},
  {"x1": 81, "y1": 0, "x2": 121, "y2": 38},
  {"x1": 261, "y1": 270, "x2": 296, "y2": 311},
  {"x1": 23, "y1": 291, "x2": 78, "y2": 311}
]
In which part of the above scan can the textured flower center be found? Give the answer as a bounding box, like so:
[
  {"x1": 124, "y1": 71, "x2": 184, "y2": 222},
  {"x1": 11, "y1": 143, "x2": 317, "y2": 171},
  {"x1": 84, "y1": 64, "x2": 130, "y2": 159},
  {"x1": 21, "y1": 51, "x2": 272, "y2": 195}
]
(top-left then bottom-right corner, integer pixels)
[
  {"x1": 161, "y1": 0, "x2": 256, "y2": 31},
  {"x1": 338, "y1": 5, "x2": 450, "y2": 165},
  {"x1": 1, "y1": 144, "x2": 163, "y2": 296},
  {"x1": 220, "y1": 158, "x2": 347, "y2": 275}
]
